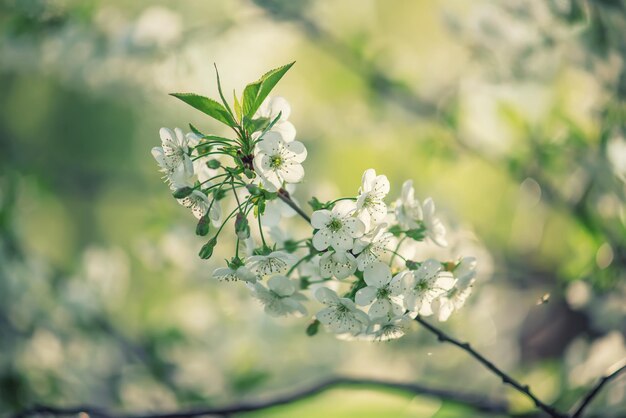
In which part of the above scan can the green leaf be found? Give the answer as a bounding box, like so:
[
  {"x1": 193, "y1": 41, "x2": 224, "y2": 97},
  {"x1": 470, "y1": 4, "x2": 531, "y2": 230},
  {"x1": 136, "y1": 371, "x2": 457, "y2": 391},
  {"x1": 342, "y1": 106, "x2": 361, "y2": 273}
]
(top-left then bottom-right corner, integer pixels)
[
  {"x1": 242, "y1": 61, "x2": 295, "y2": 118},
  {"x1": 233, "y1": 90, "x2": 242, "y2": 121},
  {"x1": 170, "y1": 93, "x2": 236, "y2": 127},
  {"x1": 242, "y1": 81, "x2": 261, "y2": 117},
  {"x1": 189, "y1": 123, "x2": 205, "y2": 137},
  {"x1": 243, "y1": 116, "x2": 270, "y2": 134},
  {"x1": 213, "y1": 63, "x2": 234, "y2": 119}
]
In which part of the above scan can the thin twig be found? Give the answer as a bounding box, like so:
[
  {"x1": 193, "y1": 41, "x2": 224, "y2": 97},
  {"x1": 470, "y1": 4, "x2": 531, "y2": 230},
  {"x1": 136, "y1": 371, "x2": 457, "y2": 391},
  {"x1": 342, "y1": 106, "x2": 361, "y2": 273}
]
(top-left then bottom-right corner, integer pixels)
[
  {"x1": 570, "y1": 362, "x2": 626, "y2": 418},
  {"x1": 414, "y1": 316, "x2": 566, "y2": 418},
  {"x1": 277, "y1": 188, "x2": 311, "y2": 224},
  {"x1": 12, "y1": 376, "x2": 508, "y2": 418}
]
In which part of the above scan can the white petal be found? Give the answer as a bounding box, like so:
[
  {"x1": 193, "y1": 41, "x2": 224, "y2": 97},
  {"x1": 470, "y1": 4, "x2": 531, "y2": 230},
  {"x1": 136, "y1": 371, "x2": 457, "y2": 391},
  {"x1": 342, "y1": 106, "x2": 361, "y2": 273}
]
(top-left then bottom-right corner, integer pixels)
[
  {"x1": 355, "y1": 286, "x2": 377, "y2": 306},
  {"x1": 273, "y1": 121, "x2": 296, "y2": 142},
  {"x1": 279, "y1": 162, "x2": 304, "y2": 183},
  {"x1": 285, "y1": 141, "x2": 307, "y2": 163},
  {"x1": 343, "y1": 217, "x2": 365, "y2": 238},
  {"x1": 331, "y1": 230, "x2": 354, "y2": 251},
  {"x1": 312, "y1": 229, "x2": 332, "y2": 251},
  {"x1": 268, "y1": 96, "x2": 291, "y2": 121},
  {"x1": 369, "y1": 298, "x2": 392, "y2": 319},
  {"x1": 363, "y1": 262, "x2": 392, "y2": 287},
  {"x1": 316, "y1": 307, "x2": 337, "y2": 325},
  {"x1": 315, "y1": 287, "x2": 339, "y2": 305},
  {"x1": 311, "y1": 210, "x2": 331, "y2": 229},
  {"x1": 268, "y1": 275, "x2": 295, "y2": 296}
]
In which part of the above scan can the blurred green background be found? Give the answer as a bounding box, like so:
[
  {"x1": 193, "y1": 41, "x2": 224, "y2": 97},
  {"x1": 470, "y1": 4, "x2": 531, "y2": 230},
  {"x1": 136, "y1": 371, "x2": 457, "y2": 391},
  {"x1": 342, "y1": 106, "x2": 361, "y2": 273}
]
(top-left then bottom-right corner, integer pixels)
[{"x1": 1, "y1": 0, "x2": 625, "y2": 417}]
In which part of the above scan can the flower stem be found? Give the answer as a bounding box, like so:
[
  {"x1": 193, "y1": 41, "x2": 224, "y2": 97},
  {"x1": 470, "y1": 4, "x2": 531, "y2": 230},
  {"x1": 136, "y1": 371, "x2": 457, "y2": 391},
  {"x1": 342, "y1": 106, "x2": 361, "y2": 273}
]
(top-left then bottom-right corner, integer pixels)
[{"x1": 414, "y1": 315, "x2": 567, "y2": 418}]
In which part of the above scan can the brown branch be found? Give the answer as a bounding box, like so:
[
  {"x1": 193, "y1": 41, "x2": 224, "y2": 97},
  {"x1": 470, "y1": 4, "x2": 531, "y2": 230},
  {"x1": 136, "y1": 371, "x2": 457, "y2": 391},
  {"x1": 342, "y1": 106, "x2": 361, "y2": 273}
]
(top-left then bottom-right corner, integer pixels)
[
  {"x1": 570, "y1": 362, "x2": 626, "y2": 418},
  {"x1": 277, "y1": 188, "x2": 311, "y2": 224},
  {"x1": 12, "y1": 376, "x2": 509, "y2": 418},
  {"x1": 414, "y1": 316, "x2": 567, "y2": 418}
]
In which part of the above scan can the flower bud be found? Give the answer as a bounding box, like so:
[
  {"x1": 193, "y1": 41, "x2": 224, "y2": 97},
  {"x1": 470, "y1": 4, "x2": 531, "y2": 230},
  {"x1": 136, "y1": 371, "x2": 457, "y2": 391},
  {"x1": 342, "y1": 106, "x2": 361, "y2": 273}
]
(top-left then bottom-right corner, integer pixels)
[
  {"x1": 235, "y1": 213, "x2": 250, "y2": 239},
  {"x1": 196, "y1": 215, "x2": 210, "y2": 236},
  {"x1": 199, "y1": 238, "x2": 217, "y2": 259},
  {"x1": 207, "y1": 159, "x2": 221, "y2": 169}
]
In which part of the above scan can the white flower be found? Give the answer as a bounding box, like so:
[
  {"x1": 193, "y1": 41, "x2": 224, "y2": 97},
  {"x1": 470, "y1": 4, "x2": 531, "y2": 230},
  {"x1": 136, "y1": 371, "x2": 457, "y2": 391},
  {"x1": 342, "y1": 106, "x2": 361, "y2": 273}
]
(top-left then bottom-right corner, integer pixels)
[
  {"x1": 393, "y1": 180, "x2": 447, "y2": 247},
  {"x1": 249, "y1": 275, "x2": 307, "y2": 317},
  {"x1": 311, "y1": 201, "x2": 365, "y2": 251},
  {"x1": 315, "y1": 287, "x2": 369, "y2": 335},
  {"x1": 253, "y1": 132, "x2": 307, "y2": 192},
  {"x1": 356, "y1": 169, "x2": 390, "y2": 230},
  {"x1": 212, "y1": 265, "x2": 258, "y2": 283},
  {"x1": 352, "y1": 224, "x2": 393, "y2": 271},
  {"x1": 436, "y1": 257, "x2": 477, "y2": 321},
  {"x1": 367, "y1": 315, "x2": 413, "y2": 341},
  {"x1": 319, "y1": 251, "x2": 357, "y2": 280},
  {"x1": 394, "y1": 180, "x2": 423, "y2": 230},
  {"x1": 355, "y1": 262, "x2": 404, "y2": 318},
  {"x1": 152, "y1": 147, "x2": 194, "y2": 189},
  {"x1": 246, "y1": 251, "x2": 295, "y2": 278},
  {"x1": 255, "y1": 96, "x2": 296, "y2": 142},
  {"x1": 178, "y1": 190, "x2": 212, "y2": 219},
  {"x1": 422, "y1": 197, "x2": 447, "y2": 247},
  {"x1": 401, "y1": 259, "x2": 456, "y2": 316},
  {"x1": 158, "y1": 127, "x2": 193, "y2": 175}
]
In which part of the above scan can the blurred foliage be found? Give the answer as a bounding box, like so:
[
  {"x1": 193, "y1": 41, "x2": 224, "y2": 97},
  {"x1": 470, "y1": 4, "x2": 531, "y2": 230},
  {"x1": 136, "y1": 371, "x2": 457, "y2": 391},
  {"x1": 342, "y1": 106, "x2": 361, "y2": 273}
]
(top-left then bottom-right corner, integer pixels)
[{"x1": 0, "y1": 0, "x2": 625, "y2": 417}]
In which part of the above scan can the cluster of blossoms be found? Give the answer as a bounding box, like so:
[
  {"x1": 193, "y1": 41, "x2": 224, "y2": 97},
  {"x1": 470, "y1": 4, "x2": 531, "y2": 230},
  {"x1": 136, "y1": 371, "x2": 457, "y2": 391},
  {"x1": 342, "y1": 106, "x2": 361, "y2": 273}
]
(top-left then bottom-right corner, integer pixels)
[{"x1": 152, "y1": 63, "x2": 477, "y2": 341}]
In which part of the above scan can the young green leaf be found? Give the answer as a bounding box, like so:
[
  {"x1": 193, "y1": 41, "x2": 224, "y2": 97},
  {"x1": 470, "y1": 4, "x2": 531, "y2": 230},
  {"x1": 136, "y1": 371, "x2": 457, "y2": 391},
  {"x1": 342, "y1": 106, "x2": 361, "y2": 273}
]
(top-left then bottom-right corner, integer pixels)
[
  {"x1": 213, "y1": 64, "x2": 235, "y2": 119},
  {"x1": 170, "y1": 93, "x2": 236, "y2": 127},
  {"x1": 242, "y1": 62, "x2": 295, "y2": 118},
  {"x1": 233, "y1": 90, "x2": 242, "y2": 121},
  {"x1": 242, "y1": 81, "x2": 261, "y2": 117}
]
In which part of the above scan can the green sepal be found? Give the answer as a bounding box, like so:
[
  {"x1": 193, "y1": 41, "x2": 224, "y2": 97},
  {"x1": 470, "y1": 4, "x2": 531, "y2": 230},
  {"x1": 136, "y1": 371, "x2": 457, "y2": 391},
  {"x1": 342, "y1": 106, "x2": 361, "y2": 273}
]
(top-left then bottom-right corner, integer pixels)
[
  {"x1": 387, "y1": 225, "x2": 403, "y2": 237},
  {"x1": 306, "y1": 319, "x2": 320, "y2": 337},
  {"x1": 227, "y1": 256, "x2": 244, "y2": 269},
  {"x1": 172, "y1": 187, "x2": 194, "y2": 199},
  {"x1": 405, "y1": 260, "x2": 421, "y2": 270},
  {"x1": 406, "y1": 227, "x2": 426, "y2": 241},
  {"x1": 308, "y1": 196, "x2": 327, "y2": 211},
  {"x1": 283, "y1": 239, "x2": 299, "y2": 253},
  {"x1": 207, "y1": 159, "x2": 221, "y2": 169},
  {"x1": 170, "y1": 93, "x2": 236, "y2": 128}
]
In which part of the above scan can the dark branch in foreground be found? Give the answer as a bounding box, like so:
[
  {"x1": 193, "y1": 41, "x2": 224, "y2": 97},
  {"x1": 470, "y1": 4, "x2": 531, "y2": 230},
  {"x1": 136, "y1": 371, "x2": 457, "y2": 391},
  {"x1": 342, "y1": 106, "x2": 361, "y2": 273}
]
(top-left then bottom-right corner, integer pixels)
[
  {"x1": 570, "y1": 362, "x2": 626, "y2": 418},
  {"x1": 13, "y1": 376, "x2": 508, "y2": 418},
  {"x1": 414, "y1": 316, "x2": 567, "y2": 418}
]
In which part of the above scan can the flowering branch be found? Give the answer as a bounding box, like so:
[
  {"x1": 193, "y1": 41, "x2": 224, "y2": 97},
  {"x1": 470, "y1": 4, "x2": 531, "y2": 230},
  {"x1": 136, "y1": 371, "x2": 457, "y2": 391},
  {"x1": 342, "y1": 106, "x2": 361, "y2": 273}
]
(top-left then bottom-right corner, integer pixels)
[
  {"x1": 12, "y1": 376, "x2": 509, "y2": 418},
  {"x1": 570, "y1": 362, "x2": 626, "y2": 418},
  {"x1": 414, "y1": 315, "x2": 567, "y2": 418}
]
